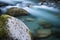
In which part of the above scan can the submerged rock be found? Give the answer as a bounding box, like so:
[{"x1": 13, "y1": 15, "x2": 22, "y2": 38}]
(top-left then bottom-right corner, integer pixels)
[
  {"x1": 55, "y1": 14, "x2": 60, "y2": 18},
  {"x1": 39, "y1": 21, "x2": 52, "y2": 28},
  {"x1": 0, "y1": 14, "x2": 32, "y2": 40},
  {"x1": 26, "y1": 18, "x2": 34, "y2": 22},
  {"x1": 36, "y1": 29, "x2": 52, "y2": 38},
  {"x1": 6, "y1": 7, "x2": 29, "y2": 17}
]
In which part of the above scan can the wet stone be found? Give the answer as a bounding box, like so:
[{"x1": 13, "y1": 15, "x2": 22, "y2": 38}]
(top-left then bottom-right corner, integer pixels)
[
  {"x1": 39, "y1": 21, "x2": 53, "y2": 28},
  {"x1": 6, "y1": 7, "x2": 29, "y2": 17},
  {"x1": 36, "y1": 29, "x2": 52, "y2": 38},
  {"x1": 0, "y1": 15, "x2": 31, "y2": 40}
]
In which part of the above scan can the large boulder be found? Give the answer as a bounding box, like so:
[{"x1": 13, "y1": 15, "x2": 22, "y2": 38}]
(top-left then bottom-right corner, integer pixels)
[
  {"x1": 0, "y1": 14, "x2": 32, "y2": 40},
  {"x1": 6, "y1": 7, "x2": 29, "y2": 17}
]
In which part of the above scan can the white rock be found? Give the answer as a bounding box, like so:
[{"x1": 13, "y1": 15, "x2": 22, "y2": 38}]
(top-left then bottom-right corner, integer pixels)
[{"x1": 0, "y1": 15, "x2": 32, "y2": 40}]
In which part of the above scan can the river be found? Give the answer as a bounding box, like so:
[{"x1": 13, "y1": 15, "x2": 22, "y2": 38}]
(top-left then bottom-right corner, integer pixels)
[{"x1": 0, "y1": 0, "x2": 60, "y2": 40}]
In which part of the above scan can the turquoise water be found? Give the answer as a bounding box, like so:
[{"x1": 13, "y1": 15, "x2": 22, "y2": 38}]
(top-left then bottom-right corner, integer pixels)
[
  {"x1": 0, "y1": 0, "x2": 60, "y2": 40},
  {"x1": 17, "y1": 6, "x2": 60, "y2": 35}
]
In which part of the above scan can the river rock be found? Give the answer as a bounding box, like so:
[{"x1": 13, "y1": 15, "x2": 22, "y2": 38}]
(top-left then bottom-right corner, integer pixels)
[
  {"x1": 26, "y1": 18, "x2": 34, "y2": 22},
  {"x1": 39, "y1": 21, "x2": 52, "y2": 28},
  {"x1": 55, "y1": 14, "x2": 60, "y2": 18},
  {"x1": 0, "y1": 14, "x2": 32, "y2": 40},
  {"x1": 36, "y1": 29, "x2": 51, "y2": 38},
  {"x1": 6, "y1": 7, "x2": 29, "y2": 17}
]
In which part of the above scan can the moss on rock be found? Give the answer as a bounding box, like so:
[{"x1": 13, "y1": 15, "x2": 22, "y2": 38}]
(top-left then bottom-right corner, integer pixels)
[
  {"x1": 0, "y1": 14, "x2": 9, "y2": 39},
  {"x1": 0, "y1": 14, "x2": 32, "y2": 40}
]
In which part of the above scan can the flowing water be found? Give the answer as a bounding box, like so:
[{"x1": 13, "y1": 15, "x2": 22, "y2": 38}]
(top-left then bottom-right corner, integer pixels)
[
  {"x1": 18, "y1": 6, "x2": 60, "y2": 40},
  {"x1": 0, "y1": 0, "x2": 60, "y2": 40},
  {"x1": 20, "y1": 6, "x2": 60, "y2": 34}
]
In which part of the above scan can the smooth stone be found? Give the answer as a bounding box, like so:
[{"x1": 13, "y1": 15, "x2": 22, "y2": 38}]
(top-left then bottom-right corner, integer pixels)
[
  {"x1": 6, "y1": 7, "x2": 29, "y2": 17},
  {"x1": 36, "y1": 29, "x2": 52, "y2": 38},
  {"x1": 26, "y1": 18, "x2": 34, "y2": 22},
  {"x1": 0, "y1": 14, "x2": 32, "y2": 40},
  {"x1": 55, "y1": 14, "x2": 60, "y2": 18},
  {"x1": 39, "y1": 21, "x2": 52, "y2": 28}
]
